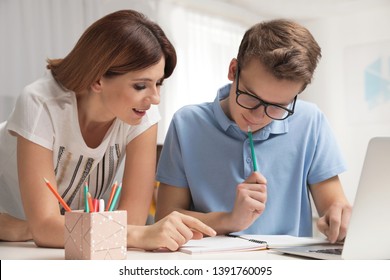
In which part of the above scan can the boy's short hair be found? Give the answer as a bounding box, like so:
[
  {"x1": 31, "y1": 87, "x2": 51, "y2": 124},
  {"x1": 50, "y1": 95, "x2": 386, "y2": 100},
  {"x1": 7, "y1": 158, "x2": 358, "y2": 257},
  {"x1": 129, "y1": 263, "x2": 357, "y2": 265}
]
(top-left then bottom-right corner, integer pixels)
[{"x1": 237, "y1": 19, "x2": 321, "y2": 90}]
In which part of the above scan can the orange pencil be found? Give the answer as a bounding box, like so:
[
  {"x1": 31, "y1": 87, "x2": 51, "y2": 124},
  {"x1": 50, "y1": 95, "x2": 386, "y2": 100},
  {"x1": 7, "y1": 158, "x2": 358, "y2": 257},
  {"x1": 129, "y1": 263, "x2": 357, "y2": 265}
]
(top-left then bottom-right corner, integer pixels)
[
  {"x1": 43, "y1": 177, "x2": 72, "y2": 212},
  {"x1": 87, "y1": 192, "x2": 95, "y2": 212},
  {"x1": 105, "y1": 181, "x2": 118, "y2": 211}
]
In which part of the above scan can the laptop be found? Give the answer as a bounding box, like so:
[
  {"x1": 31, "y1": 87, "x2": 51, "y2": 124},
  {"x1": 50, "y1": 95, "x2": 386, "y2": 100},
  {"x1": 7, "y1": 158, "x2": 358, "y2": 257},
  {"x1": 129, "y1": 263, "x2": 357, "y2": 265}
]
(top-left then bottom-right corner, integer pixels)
[{"x1": 274, "y1": 137, "x2": 390, "y2": 260}]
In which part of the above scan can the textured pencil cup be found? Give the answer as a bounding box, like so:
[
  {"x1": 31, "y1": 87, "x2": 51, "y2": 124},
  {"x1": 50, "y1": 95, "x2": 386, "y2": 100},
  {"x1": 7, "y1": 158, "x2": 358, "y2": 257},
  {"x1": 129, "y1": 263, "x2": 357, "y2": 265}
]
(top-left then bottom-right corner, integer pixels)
[{"x1": 64, "y1": 210, "x2": 127, "y2": 260}]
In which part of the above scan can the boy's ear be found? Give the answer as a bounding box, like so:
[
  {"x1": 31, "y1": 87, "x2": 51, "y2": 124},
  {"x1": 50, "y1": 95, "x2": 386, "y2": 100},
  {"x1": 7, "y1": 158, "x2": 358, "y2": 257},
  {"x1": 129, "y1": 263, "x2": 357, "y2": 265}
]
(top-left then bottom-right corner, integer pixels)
[{"x1": 228, "y1": 58, "x2": 238, "y2": 81}]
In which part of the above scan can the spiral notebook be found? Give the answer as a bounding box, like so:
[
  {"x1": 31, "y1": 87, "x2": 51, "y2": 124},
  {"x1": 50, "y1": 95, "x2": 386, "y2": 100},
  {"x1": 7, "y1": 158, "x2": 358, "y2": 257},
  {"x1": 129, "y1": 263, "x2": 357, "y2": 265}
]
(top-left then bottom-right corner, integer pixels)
[{"x1": 178, "y1": 234, "x2": 327, "y2": 254}]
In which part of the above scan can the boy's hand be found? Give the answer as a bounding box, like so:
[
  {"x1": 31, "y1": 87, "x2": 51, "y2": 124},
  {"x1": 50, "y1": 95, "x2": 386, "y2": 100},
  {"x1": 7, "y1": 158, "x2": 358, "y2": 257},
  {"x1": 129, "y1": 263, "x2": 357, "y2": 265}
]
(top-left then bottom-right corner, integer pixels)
[{"x1": 229, "y1": 172, "x2": 267, "y2": 232}]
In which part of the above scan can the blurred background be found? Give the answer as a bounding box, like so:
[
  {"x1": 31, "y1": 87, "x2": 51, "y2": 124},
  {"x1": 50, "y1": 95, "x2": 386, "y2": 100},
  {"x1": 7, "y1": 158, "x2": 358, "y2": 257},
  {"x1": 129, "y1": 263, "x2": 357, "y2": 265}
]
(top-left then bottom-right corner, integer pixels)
[{"x1": 1, "y1": 0, "x2": 390, "y2": 211}]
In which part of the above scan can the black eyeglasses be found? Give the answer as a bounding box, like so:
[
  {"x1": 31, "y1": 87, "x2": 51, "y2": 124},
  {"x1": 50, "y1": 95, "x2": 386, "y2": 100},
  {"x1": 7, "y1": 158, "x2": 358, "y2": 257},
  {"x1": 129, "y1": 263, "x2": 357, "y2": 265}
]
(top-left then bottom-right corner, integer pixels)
[{"x1": 235, "y1": 67, "x2": 297, "y2": 121}]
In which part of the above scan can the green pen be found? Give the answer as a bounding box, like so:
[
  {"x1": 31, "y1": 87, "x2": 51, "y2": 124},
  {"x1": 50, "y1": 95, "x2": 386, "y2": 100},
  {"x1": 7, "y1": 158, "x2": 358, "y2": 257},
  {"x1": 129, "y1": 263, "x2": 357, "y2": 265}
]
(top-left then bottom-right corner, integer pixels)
[{"x1": 248, "y1": 126, "x2": 258, "y2": 172}]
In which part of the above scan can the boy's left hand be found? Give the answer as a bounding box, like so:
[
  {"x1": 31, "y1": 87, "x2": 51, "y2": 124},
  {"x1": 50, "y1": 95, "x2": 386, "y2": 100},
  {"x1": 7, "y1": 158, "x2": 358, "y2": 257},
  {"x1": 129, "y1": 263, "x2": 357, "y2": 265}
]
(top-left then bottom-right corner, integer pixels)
[{"x1": 316, "y1": 202, "x2": 352, "y2": 243}]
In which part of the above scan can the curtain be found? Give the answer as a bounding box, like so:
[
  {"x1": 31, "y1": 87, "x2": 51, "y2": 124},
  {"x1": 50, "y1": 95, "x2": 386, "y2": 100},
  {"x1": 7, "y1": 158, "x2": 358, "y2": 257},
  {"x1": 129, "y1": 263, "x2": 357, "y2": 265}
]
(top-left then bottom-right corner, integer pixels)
[{"x1": 156, "y1": 2, "x2": 246, "y2": 143}]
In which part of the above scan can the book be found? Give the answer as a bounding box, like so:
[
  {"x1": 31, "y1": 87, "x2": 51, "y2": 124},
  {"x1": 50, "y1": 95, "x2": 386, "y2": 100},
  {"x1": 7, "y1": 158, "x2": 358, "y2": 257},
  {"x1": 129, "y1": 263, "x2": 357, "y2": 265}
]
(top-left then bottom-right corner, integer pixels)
[{"x1": 178, "y1": 234, "x2": 328, "y2": 254}]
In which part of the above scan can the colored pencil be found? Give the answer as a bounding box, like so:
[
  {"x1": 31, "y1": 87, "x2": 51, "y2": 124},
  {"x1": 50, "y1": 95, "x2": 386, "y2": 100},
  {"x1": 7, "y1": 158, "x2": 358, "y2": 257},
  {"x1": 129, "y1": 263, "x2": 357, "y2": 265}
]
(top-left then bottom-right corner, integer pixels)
[
  {"x1": 84, "y1": 183, "x2": 89, "y2": 213},
  {"x1": 87, "y1": 192, "x2": 94, "y2": 212},
  {"x1": 105, "y1": 181, "x2": 118, "y2": 211},
  {"x1": 99, "y1": 199, "x2": 105, "y2": 212},
  {"x1": 108, "y1": 183, "x2": 122, "y2": 211},
  {"x1": 92, "y1": 198, "x2": 99, "y2": 212},
  {"x1": 43, "y1": 177, "x2": 72, "y2": 212},
  {"x1": 247, "y1": 126, "x2": 258, "y2": 172}
]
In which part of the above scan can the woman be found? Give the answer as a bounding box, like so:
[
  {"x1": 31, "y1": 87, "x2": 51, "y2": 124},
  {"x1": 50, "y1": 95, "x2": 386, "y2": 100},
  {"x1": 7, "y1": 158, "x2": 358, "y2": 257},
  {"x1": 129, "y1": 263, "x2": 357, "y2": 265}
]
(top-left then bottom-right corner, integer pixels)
[{"x1": 0, "y1": 9, "x2": 215, "y2": 251}]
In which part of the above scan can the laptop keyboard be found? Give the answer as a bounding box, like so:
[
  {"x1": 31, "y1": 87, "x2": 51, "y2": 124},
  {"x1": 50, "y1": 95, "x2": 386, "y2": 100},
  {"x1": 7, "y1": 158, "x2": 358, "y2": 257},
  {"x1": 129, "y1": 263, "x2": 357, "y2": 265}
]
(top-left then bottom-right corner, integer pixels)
[{"x1": 309, "y1": 248, "x2": 343, "y2": 255}]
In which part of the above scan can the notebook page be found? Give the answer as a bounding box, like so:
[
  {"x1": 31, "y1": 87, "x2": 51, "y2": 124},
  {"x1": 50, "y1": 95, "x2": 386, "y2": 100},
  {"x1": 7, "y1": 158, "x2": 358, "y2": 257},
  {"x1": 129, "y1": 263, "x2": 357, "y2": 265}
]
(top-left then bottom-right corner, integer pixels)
[
  {"x1": 179, "y1": 235, "x2": 267, "y2": 254},
  {"x1": 239, "y1": 235, "x2": 328, "y2": 248}
]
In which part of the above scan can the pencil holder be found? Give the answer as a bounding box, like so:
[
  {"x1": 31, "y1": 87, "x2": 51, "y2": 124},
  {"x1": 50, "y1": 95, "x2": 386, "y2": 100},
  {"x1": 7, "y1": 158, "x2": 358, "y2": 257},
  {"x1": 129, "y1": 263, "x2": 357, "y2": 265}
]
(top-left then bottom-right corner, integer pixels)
[{"x1": 64, "y1": 210, "x2": 127, "y2": 260}]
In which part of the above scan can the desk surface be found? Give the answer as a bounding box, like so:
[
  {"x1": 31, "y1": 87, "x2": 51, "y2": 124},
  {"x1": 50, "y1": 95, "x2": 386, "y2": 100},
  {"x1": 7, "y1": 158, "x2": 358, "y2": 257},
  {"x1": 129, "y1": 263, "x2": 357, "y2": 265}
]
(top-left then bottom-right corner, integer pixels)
[{"x1": 0, "y1": 241, "x2": 300, "y2": 260}]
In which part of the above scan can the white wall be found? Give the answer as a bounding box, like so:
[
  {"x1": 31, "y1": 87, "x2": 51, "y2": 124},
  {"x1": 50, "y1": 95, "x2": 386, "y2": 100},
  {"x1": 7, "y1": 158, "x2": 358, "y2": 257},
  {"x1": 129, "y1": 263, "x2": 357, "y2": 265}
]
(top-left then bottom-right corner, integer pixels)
[{"x1": 301, "y1": 6, "x2": 390, "y2": 203}]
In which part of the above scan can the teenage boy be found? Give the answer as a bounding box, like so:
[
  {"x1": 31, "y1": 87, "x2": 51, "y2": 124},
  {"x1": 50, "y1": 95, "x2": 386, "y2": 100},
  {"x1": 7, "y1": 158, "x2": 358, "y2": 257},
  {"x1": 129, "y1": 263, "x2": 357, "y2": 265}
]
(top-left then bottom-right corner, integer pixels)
[{"x1": 156, "y1": 19, "x2": 351, "y2": 243}]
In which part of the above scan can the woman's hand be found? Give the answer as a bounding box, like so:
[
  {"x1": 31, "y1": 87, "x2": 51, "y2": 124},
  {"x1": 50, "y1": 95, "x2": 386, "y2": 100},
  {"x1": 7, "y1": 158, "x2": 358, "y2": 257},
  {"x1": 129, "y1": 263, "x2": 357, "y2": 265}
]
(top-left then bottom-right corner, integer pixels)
[{"x1": 130, "y1": 211, "x2": 216, "y2": 251}]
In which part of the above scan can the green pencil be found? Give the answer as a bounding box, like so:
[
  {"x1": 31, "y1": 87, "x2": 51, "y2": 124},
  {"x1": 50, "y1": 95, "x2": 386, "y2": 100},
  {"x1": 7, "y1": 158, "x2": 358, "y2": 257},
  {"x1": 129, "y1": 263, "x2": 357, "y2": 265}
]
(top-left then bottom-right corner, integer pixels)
[
  {"x1": 84, "y1": 183, "x2": 89, "y2": 213},
  {"x1": 248, "y1": 126, "x2": 258, "y2": 172},
  {"x1": 108, "y1": 183, "x2": 122, "y2": 211}
]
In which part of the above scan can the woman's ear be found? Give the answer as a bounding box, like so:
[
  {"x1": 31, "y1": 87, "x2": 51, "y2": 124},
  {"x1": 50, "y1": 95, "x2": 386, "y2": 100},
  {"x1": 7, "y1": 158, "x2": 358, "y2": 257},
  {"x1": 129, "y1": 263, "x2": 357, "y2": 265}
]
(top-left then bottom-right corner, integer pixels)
[
  {"x1": 228, "y1": 58, "x2": 238, "y2": 81},
  {"x1": 90, "y1": 79, "x2": 103, "y2": 93}
]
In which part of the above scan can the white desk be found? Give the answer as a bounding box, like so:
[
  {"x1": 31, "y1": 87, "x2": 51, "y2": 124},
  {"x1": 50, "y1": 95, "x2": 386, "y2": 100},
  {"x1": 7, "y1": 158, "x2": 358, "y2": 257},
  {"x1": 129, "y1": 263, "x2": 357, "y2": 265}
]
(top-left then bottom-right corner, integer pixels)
[
  {"x1": 4, "y1": 242, "x2": 385, "y2": 280},
  {"x1": 0, "y1": 241, "x2": 300, "y2": 260}
]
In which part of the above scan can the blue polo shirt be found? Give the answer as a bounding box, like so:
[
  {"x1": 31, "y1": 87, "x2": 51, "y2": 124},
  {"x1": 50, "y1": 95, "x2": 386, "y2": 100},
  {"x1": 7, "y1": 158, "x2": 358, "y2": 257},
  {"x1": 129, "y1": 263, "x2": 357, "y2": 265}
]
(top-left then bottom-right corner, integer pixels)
[{"x1": 156, "y1": 84, "x2": 347, "y2": 236}]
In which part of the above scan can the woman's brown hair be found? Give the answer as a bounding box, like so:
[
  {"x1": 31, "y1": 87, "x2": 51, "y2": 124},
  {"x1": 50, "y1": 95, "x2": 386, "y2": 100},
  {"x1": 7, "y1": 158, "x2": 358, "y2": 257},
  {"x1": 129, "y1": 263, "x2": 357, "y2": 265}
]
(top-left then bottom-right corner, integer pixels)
[{"x1": 47, "y1": 10, "x2": 177, "y2": 93}]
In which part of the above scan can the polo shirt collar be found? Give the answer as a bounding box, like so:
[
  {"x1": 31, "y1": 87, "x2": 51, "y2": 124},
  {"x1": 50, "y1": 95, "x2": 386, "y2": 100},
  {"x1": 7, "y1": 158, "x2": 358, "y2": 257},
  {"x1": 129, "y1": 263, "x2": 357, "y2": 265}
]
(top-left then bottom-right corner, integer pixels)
[{"x1": 213, "y1": 84, "x2": 289, "y2": 140}]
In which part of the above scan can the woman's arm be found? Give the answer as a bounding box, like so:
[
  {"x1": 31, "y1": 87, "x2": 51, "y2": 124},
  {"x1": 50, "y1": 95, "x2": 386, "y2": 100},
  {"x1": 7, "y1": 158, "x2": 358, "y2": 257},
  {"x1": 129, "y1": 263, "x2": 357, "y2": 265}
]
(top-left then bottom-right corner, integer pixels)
[
  {"x1": 0, "y1": 213, "x2": 32, "y2": 241},
  {"x1": 117, "y1": 124, "x2": 158, "y2": 225},
  {"x1": 117, "y1": 124, "x2": 216, "y2": 250},
  {"x1": 17, "y1": 136, "x2": 65, "y2": 248}
]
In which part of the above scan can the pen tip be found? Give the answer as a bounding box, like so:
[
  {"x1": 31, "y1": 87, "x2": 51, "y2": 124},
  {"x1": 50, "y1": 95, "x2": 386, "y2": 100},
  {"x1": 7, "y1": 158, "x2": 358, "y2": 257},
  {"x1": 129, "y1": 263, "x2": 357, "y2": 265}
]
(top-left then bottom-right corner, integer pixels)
[
  {"x1": 247, "y1": 126, "x2": 252, "y2": 133},
  {"x1": 43, "y1": 177, "x2": 48, "y2": 183}
]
